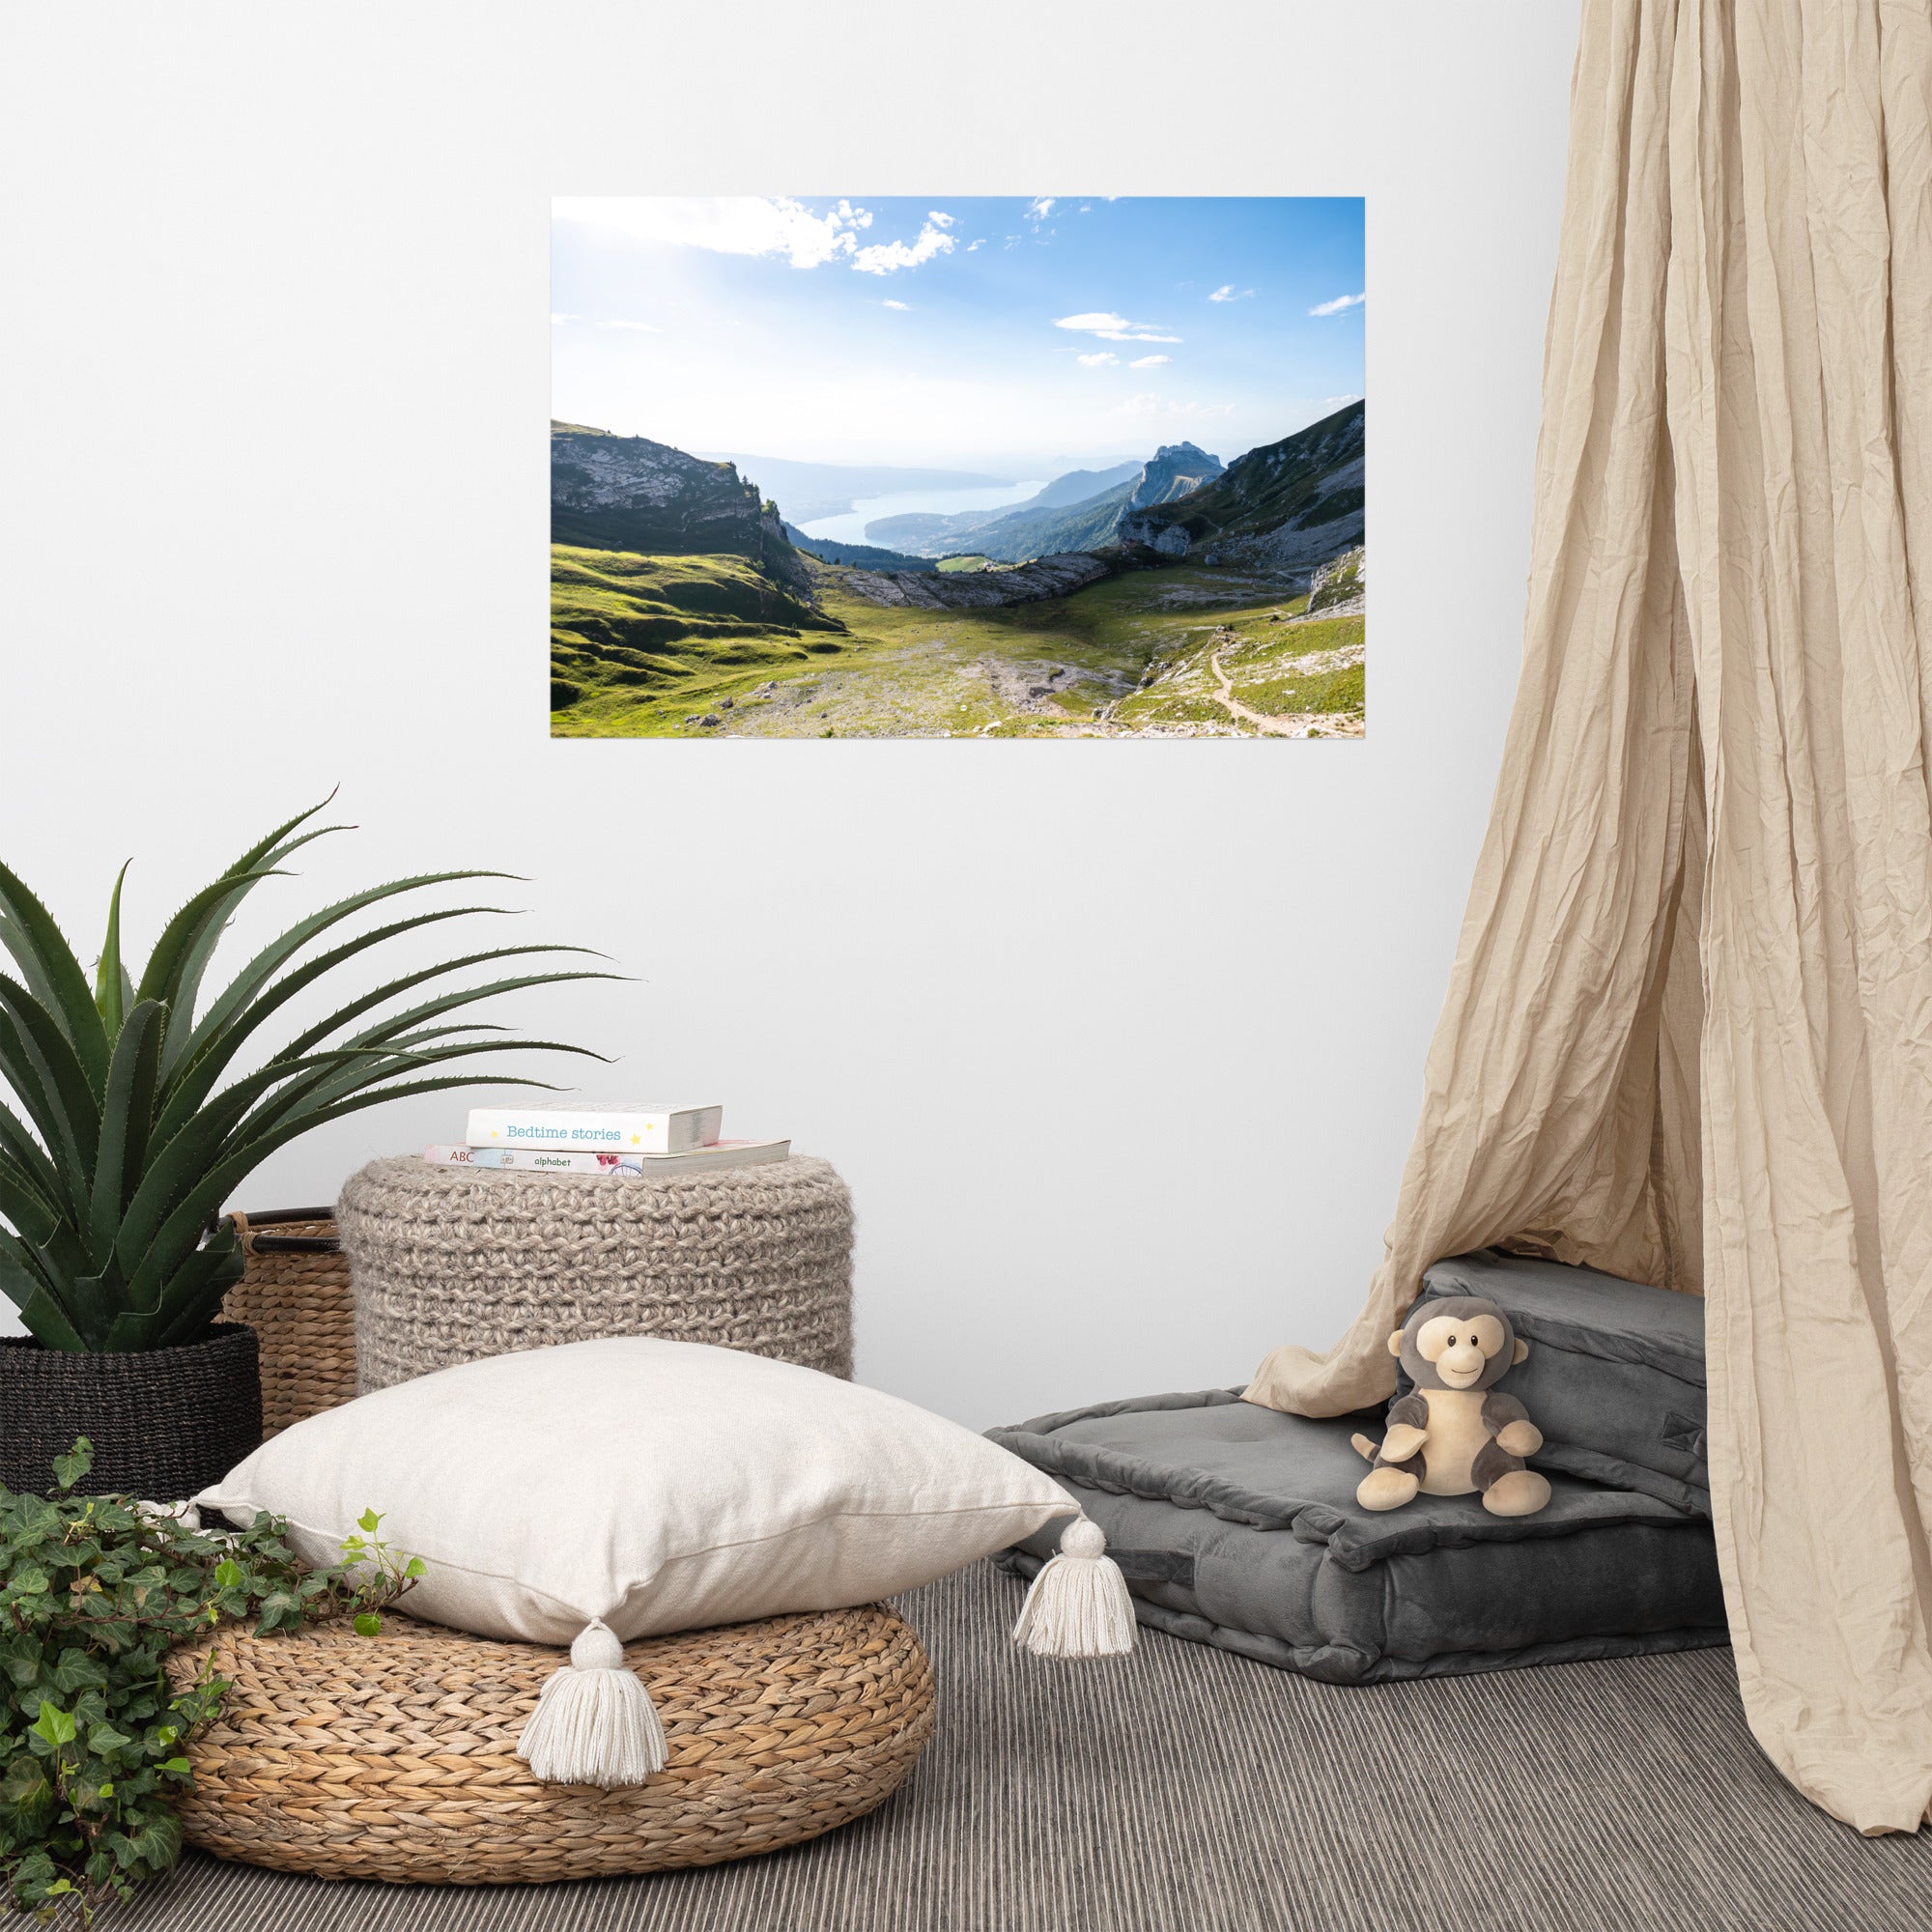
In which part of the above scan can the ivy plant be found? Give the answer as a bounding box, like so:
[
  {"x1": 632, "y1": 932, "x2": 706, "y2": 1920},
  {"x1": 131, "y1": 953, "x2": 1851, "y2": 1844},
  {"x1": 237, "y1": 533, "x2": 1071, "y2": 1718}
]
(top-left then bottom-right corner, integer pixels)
[{"x1": 0, "y1": 1441, "x2": 418, "y2": 1923}]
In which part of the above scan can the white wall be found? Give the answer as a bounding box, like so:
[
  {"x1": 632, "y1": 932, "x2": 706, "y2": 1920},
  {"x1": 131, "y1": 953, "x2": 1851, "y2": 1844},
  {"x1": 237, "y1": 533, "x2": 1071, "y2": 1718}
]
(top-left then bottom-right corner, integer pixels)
[{"x1": 0, "y1": 1, "x2": 1578, "y2": 1427}]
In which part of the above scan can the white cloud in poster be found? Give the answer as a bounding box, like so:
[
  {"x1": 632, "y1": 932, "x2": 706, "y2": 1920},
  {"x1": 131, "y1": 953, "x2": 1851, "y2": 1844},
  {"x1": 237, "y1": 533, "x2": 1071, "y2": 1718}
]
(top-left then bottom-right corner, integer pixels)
[
  {"x1": 1076, "y1": 352, "x2": 1119, "y2": 367},
  {"x1": 1208, "y1": 285, "x2": 1253, "y2": 302},
  {"x1": 553, "y1": 196, "x2": 876, "y2": 270},
  {"x1": 850, "y1": 216, "x2": 958, "y2": 275},
  {"x1": 1129, "y1": 354, "x2": 1170, "y2": 368},
  {"x1": 1310, "y1": 291, "x2": 1366, "y2": 315},
  {"x1": 882, "y1": 299, "x2": 911, "y2": 311},
  {"x1": 1054, "y1": 311, "x2": 1182, "y2": 344}
]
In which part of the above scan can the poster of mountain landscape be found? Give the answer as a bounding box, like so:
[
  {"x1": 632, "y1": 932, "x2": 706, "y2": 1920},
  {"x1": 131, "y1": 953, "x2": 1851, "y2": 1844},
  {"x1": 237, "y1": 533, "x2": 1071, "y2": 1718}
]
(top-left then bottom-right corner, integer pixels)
[{"x1": 551, "y1": 196, "x2": 1364, "y2": 738}]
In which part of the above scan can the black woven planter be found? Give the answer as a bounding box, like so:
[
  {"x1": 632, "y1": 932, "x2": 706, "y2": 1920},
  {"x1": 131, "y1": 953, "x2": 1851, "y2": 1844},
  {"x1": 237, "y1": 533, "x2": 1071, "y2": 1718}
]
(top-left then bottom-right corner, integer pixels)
[{"x1": 0, "y1": 1323, "x2": 263, "y2": 1501}]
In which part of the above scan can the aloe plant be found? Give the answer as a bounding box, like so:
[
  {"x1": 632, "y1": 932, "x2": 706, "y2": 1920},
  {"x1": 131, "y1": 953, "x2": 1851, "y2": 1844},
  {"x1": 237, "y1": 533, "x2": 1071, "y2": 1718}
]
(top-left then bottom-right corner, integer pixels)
[{"x1": 0, "y1": 801, "x2": 611, "y2": 1352}]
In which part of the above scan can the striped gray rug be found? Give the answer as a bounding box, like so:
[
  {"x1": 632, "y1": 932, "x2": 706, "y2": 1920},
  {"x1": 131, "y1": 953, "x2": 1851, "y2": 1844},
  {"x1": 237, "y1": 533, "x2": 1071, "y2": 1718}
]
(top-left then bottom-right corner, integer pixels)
[{"x1": 128, "y1": 1561, "x2": 1931, "y2": 1932}]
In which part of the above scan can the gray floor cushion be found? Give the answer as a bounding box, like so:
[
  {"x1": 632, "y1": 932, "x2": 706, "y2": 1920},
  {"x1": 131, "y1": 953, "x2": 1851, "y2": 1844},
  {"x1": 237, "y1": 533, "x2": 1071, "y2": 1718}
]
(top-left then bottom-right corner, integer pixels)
[
  {"x1": 991, "y1": 1390, "x2": 1725, "y2": 1683},
  {"x1": 1421, "y1": 1249, "x2": 1709, "y2": 1514}
]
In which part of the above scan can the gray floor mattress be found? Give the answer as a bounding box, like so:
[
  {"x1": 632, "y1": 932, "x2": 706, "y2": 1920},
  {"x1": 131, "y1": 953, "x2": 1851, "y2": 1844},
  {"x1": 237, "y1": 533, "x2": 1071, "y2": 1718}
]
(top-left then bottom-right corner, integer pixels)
[
  {"x1": 991, "y1": 1389, "x2": 1725, "y2": 1683},
  {"x1": 1421, "y1": 1248, "x2": 1710, "y2": 1513}
]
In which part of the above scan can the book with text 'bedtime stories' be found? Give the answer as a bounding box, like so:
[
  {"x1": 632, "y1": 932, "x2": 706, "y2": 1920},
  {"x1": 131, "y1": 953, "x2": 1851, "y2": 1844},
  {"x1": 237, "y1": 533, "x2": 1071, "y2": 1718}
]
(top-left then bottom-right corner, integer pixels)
[
  {"x1": 426, "y1": 1141, "x2": 788, "y2": 1177},
  {"x1": 465, "y1": 1104, "x2": 724, "y2": 1152}
]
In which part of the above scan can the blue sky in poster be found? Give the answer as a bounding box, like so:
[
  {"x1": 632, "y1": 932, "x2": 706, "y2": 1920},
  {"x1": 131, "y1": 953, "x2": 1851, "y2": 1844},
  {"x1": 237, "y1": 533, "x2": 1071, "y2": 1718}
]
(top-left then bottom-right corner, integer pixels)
[{"x1": 551, "y1": 196, "x2": 1364, "y2": 473}]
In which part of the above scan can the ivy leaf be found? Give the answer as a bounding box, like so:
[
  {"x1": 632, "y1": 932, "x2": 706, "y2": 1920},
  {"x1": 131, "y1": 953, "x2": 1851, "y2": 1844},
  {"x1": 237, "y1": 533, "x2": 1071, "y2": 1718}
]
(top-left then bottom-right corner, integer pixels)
[
  {"x1": 88, "y1": 1721, "x2": 134, "y2": 1754},
  {"x1": 211, "y1": 1557, "x2": 243, "y2": 1589},
  {"x1": 31, "y1": 1701, "x2": 76, "y2": 1748},
  {"x1": 11, "y1": 1851, "x2": 57, "y2": 1896},
  {"x1": 156, "y1": 1757, "x2": 192, "y2": 1776},
  {"x1": 404, "y1": 1556, "x2": 426, "y2": 1579},
  {"x1": 1, "y1": 1641, "x2": 43, "y2": 1688},
  {"x1": 353, "y1": 1611, "x2": 383, "y2": 1637},
  {"x1": 69, "y1": 1771, "x2": 117, "y2": 1812},
  {"x1": 0, "y1": 1756, "x2": 50, "y2": 1806},
  {"x1": 50, "y1": 1438, "x2": 94, "y2": 1493},
  {"x1": 49, "y1": 1647, "x2": 108, "y2": 1694},
  {"x1": 108, "y1": 1810, "x2": 180, "y2": 1870},
  {"x1": 356, "y1": 1508, "x2": 383, "y2": 1534}
]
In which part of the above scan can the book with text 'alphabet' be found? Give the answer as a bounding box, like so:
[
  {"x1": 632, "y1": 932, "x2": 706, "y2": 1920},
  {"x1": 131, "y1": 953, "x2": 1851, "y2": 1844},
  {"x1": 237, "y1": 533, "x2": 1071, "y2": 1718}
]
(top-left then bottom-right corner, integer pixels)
[
  {"x1": 464, "y1": 1103, "x2": 724, "y2": 1153},
  {"x1": 426, "y1": 1140, "x2": 788, "y2": 1177}
]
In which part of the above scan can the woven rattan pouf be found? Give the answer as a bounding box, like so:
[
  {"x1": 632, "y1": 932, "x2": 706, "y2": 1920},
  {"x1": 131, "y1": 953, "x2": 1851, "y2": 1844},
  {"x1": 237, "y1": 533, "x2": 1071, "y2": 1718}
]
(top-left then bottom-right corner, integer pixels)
[
  {"x1": 168, "y1": 1603, "x2": 933, "y2": 1884},
  {"x1": 336, "y1": 1154, "x2": 854, "y2": 1392}
]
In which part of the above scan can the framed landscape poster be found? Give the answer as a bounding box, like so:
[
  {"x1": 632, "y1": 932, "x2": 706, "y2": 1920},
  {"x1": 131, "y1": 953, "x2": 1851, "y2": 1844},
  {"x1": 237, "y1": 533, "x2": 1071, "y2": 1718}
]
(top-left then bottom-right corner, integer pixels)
[{"x1": 550, "y1": 196, "x2": 1364, "y2": 738}]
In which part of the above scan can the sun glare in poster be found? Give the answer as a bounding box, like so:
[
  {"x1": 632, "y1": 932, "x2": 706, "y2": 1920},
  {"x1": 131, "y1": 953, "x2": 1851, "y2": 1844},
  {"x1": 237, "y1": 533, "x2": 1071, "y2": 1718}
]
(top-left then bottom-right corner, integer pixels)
[{"x1": 551, "y1": 196, "x2": 1364, "y2": 739}]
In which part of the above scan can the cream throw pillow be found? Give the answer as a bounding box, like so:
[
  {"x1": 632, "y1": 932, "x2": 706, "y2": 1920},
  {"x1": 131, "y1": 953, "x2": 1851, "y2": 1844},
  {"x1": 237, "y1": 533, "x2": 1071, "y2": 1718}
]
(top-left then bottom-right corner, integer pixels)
[{"x1": 197, "y1": 1336, "x2": 1081, "y2": 1646}]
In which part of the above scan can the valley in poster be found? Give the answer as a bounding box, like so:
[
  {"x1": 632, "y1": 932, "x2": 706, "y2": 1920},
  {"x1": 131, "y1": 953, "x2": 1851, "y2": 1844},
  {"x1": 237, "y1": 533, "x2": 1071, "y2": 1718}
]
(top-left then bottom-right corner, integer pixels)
[{"x1": 551, "y1": 196, "x2": 1364, "y2": 738}]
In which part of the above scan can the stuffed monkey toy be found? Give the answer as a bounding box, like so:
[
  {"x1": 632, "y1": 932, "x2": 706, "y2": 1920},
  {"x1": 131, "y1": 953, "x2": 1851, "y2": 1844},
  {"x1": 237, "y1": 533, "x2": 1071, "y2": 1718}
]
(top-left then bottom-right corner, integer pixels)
[{"x1": 1350, "y1": 1294, "x2": 1551, "y2": 1517}]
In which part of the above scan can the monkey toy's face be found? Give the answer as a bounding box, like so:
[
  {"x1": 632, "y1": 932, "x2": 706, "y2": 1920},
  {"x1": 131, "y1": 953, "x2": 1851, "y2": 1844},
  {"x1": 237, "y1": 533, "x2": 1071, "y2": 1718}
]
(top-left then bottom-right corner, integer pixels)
[{"x1": 1387, "y1": 1294, "x2": 1527, "y2": 1392}]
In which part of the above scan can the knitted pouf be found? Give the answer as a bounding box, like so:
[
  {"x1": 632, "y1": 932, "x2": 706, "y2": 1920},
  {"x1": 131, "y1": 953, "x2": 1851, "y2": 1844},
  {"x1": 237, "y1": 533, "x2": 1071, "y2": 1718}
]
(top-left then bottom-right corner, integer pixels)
[
  {"x1": 336, "y1": 1155, "x2": 854, "y2": 1391},
  {"x1": 167, "y1": 1603, "x2": 933, "y2": 1884}
]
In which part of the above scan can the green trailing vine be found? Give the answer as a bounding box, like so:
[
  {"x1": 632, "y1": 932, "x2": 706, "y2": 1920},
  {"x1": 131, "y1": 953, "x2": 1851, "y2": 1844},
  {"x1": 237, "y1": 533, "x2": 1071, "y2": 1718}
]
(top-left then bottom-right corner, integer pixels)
[{"x1": 0, "y1": 1441, "x2": 418, "y2": 1923}]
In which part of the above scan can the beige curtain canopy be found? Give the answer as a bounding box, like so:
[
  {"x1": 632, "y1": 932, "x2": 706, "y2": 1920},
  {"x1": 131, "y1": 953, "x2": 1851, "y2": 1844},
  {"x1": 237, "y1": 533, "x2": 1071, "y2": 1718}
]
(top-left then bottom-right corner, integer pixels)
[{"x1": 1249, "y1": 0, "x2": 1932, "y2": 1834}]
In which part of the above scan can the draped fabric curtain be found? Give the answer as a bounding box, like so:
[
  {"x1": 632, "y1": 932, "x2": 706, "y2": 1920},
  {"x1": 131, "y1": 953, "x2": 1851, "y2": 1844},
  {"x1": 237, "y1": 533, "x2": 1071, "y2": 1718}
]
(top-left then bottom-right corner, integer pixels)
[{"x1": 1248, "y1": 0, "x2": 1932, "y2": 1834}]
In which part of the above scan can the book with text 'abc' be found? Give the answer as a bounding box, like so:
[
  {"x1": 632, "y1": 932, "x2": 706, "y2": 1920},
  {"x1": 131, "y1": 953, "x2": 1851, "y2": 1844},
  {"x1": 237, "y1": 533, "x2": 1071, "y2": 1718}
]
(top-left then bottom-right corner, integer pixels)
[{"x1": 425, "y1": 1141, "x2": 788, "y2": 1177}]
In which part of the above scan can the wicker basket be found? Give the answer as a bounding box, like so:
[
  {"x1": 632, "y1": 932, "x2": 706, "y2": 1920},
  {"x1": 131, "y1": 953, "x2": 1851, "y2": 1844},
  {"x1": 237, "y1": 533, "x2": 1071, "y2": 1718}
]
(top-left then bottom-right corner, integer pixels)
[
  {"x1": 169, "y1": 1602, "x2": 934, "y2": 1884},
  {"x1": 220, "y1": 1208, "x2": 358, "y2": 1437}
]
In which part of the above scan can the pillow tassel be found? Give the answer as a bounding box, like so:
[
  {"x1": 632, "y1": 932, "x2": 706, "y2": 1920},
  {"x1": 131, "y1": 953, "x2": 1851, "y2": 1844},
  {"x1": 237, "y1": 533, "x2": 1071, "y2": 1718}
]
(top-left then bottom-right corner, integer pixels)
[
  {"x1": 1011, "y1": 1517, "x2": 1136, "y2": 1659},
  {"x1": 516, "y1": 1619, "x2": 668, "y2": 1785}
]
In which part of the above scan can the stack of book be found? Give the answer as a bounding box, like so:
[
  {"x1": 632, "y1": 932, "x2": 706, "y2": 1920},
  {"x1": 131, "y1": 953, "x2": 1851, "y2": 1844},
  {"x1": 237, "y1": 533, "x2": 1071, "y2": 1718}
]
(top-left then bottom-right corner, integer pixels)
[{"x1": 424, "y1": 1104, "x2": 789, "y2": 1177}]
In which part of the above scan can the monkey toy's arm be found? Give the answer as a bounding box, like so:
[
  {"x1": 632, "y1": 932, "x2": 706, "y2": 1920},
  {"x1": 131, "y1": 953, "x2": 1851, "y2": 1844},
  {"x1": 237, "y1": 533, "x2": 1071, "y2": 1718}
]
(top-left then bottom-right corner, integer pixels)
[
  {"x1": 1483, "y1": 1391, "x2": 1543, "y2": 1460},
  {"x1": 1378, "y1": 1392, "x2": 1430, "y2": 1465}
]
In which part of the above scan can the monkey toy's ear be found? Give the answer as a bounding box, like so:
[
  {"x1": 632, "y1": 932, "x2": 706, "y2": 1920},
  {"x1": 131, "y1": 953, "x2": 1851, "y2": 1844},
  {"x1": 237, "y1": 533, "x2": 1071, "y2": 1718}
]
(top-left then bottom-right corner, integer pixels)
[
  {"x1": 1513, "y1": 1339, "x2": 1529, "y2": 1365},
  {"x1": 1388, "y1": 1330, "x2": 1406, "y2": 1356}
]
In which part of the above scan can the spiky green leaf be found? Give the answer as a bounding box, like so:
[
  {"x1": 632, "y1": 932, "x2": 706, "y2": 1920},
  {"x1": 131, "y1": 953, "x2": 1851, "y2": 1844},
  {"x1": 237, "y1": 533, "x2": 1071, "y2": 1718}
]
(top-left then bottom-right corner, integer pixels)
[
  {"x1": 0, "y1": 1168, "x2": 60, "y2": 1264},
  {"x1": 235, "y1": 1032, "x2": 605, "y2": 1151},
  {"x1": 0, "y1": 973, "x2": 100, "y2": 1192},
  {"x1": 89, "y1": 1000, "x2": 165, "y2": 1269},
  {"x1": 94, "y1": 860, "x2": 132, "y2": 1037},
  {"x1": 0, "y1": 1234, "x2": 80, "y2": 1346},
  {"x1": 152, "y1": 799, "x2": 348, "y2": 1076},
  {"x1": 270, "y1": 953, "x2": 616, "y2": 1069},
  {"x1": 0, "y1": 1127, "x2": 63, "y2": 1239},
  {"x1": 0, "y1": 861, "x2": 110, "y2": 1092},
  {"x1": 173, "y1": 875, "x2": 518, "y2": 1072},
  {"x1": 115, "y1": 1048, "x2": 408, "y2": 1283},
  {"x1": 158, "y1": 917, "x2": 571, "y2": 1127}
]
